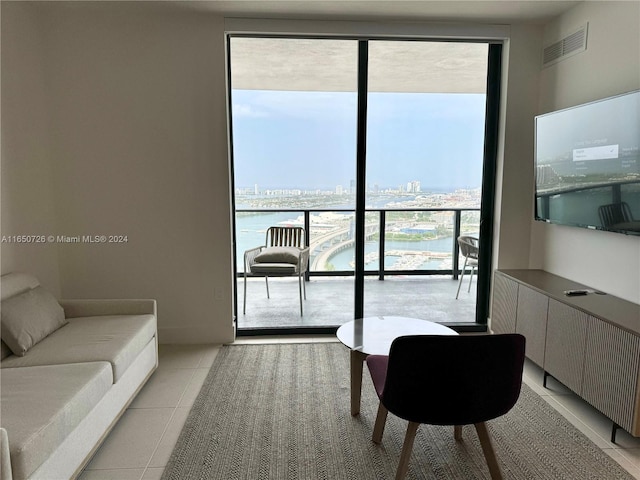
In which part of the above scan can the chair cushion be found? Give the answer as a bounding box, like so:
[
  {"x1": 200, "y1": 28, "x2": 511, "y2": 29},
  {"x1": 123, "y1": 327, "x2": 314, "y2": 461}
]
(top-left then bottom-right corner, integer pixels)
[
  {"x1": 250, "y1": 263, "x2": 298, "y2": 274},
  {"x1": 366, "y1": 354, "x2": 389, "y2": 399},
  {"x1": 1, "y1": 362, "x2": 113, "y2": 480},
  {"x1": 1, "y1": 286, "x2": 68, "y2": 356},
  {"x1": 254, "y1": 246, "x2": 301, "y2": 265},
  {"x1": 1, "y1": 314, "x2": 156, "y2": 382}
]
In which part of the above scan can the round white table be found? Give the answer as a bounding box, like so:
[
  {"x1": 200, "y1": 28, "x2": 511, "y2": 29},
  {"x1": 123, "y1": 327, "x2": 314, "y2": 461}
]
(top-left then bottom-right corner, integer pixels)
[{"x1": 336, "y1": 316, "x2": 457, "y2": 415}]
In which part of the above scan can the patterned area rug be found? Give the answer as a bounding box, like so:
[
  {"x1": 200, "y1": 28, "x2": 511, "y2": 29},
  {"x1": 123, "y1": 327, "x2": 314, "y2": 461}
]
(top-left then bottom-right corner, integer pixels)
[{"x1": 162, "y1": 343, "x2": 633, "y2": 479}]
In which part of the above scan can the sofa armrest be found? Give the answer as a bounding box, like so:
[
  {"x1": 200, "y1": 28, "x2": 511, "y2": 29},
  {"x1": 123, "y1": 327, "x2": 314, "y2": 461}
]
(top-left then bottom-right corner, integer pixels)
[
  {"x1": 1, "y1": 428, "x2": 12, "y2": 480},
  {"x1": 59, "y1": 299, "x2": 157, "y2": 319}
]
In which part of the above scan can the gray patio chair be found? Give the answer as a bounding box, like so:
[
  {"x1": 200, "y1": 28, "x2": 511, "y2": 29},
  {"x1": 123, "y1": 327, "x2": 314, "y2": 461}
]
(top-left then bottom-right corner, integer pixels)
[
  {"x1": 243, "y1": 226, "x2": 310, "y2": 316},
  {"x1": 456, "y1": 235, "x2": 479, "y2": 299}
]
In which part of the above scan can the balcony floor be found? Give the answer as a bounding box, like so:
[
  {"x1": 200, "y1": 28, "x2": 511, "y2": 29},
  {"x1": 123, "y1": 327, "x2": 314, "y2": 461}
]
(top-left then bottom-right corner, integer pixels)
[{"x1": 237, "y1": 274, "x2": 478, "y2": 330}]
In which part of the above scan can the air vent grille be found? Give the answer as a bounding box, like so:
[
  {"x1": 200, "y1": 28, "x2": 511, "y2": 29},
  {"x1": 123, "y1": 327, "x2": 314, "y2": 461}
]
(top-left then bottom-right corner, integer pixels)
[{"x1": 543, "y1": 23, "x2": 588, "y2": 68}]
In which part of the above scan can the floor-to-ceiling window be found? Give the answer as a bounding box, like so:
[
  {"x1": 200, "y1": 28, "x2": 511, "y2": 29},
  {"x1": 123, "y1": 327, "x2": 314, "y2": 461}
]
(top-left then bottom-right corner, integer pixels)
[
  {"x1": 362, "y1": 40, "x2": 488, "y2": 322},
  {"x1": 228, "y1": 35, "x2": 499, "y2": 332}
]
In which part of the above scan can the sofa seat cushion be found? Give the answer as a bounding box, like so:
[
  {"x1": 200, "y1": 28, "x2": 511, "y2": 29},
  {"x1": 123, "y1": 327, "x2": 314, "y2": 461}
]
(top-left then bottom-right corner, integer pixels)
[
  {"x1": 1, "y1": 314, "x2": 156, "y2": 382},
  {"x1": 1, "y1": 362, "x2": 112, "y2": 480}
]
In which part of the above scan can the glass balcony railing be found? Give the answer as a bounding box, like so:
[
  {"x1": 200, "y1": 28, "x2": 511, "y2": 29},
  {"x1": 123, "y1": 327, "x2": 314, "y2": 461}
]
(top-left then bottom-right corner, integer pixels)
[{"x1": 235, "y1": 208, "x2": 480, "y2": 279}]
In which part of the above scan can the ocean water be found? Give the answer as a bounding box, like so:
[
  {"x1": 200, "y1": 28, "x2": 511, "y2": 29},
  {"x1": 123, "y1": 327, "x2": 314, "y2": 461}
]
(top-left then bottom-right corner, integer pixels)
[{"x1": 235, "y1": 211, "x2": 476, "y2": 271}]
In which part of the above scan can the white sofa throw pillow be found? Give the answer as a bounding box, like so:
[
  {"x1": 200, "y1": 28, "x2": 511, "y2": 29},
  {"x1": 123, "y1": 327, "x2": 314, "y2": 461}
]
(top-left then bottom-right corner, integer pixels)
[{"x1": 1, "y1": 286, "x2": 68, "y2": 356}]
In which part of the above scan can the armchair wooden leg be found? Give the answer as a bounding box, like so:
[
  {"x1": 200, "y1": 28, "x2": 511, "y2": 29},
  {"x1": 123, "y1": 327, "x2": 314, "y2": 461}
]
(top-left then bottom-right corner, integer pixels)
[
  {"x1": 474, "y1": 422, "x2": 503, "y2": 480},
  {"x1": 454, "y1": 425, "x2": 463, "y2": 441},
  {"x1": 396, "y1": 422, "x2": 419, "y2": 480},
  {"x1": 372, "y1": 402, "x2": 388, "y2": 444},
  {"x1": 264, "y1": 276, "x2": 270, "y2": 299}
]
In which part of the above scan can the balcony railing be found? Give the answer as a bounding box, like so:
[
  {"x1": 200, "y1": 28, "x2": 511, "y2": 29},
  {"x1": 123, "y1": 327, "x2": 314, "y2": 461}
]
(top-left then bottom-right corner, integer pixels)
[{"x1": 235, "y1": 207, "x2": 480, "y2": 280}]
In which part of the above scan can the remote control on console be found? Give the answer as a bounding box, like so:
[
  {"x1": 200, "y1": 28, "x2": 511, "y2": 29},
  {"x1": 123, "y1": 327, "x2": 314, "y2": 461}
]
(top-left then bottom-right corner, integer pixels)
[{"x1": 564, "y1": 289, "x2": 589, "y2": 296}]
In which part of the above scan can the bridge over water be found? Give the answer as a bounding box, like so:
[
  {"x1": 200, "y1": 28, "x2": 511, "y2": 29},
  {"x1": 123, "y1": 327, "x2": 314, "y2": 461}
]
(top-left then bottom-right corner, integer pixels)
[
  {"x1": 309, "y1": 224, "x2": 453, "y2": 271},
  {"x1": 310, "y1": 224, "x2": 377, "y2": 271}
]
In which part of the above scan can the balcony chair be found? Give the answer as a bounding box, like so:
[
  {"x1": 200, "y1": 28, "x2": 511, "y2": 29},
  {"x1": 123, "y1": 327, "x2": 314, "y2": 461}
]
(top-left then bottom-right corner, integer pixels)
[
  {"x1": 598, "y1": 201, "x2": 634, "y2": 229},
  {"x1": 366, "y1": 334, "x2": 526, "y2": 480},
  {"x1": 456, "y1": 235, "x2": 479, "y2": 299},
  {"x1": 243, "y1": 226, "x2": 310, "y2": 316}
]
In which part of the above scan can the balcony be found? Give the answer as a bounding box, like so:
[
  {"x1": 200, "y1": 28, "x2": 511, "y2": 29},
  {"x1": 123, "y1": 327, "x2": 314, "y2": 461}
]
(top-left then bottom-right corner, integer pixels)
[
  {"x1": 237, "y1": 275, "x2": 478, "y2": 331},
  {"x1": 235, "y1": 207, "x2": 481, "y2": 332}
]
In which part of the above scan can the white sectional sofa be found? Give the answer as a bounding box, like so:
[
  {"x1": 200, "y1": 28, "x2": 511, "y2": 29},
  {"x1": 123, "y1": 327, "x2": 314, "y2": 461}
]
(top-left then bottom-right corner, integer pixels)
[{"x1": 0, "y1": 272, "x2": 158, "y2": 480}]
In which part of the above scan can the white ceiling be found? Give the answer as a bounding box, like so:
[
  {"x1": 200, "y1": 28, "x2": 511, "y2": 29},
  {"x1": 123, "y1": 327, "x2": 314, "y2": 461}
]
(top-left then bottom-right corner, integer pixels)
[{"x1": 175, "y1": 0, "x2": 581, "y2": 24}]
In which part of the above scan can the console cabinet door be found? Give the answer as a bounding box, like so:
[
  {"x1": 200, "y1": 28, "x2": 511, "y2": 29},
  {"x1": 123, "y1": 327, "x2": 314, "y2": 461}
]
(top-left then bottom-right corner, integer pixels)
[
  {"x1": 491, "y1": 272, "x2": 518, "y2": 334},
  {"x1": 582, "y1": 319, "x2": 640, "y2": 433},
  {"x1": 544, "y1": 299, "x2": 588, "y2": 394},
  {"x1": 515, "y1": 285, "x2": 549, "y2": 367}
]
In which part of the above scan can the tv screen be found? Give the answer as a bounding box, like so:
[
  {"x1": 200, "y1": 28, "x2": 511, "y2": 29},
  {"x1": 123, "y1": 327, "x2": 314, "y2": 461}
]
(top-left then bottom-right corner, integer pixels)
[{"x1": 535, "y1": 90, "x2": 640, "y2": 235}]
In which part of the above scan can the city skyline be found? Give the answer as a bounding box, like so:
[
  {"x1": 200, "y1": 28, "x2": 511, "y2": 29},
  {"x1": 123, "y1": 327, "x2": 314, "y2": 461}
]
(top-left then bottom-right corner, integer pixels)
[{"x1": 232, "y1": 90, "x2": 486, "y2": 192}]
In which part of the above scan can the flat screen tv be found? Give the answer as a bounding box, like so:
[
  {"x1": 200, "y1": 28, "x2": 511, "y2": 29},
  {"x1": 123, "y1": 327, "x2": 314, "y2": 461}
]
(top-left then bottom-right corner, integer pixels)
[{"x1": 535, "y1": 90, "x2": 640, "y2": 235}]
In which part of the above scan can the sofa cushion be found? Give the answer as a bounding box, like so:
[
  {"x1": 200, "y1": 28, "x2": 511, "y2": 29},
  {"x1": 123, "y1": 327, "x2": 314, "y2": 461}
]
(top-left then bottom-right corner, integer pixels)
[
  {"x1": 254, "y1": 246, "x2": 301, "y2": 264},
  {"x1": 0, "y1": 362, "x2": 112, "y2": 480},
  {"x1": 1, "y1": 314, "x2": 156, "y2": 382},
  {"x1": 0, "y1": 272, "x2": 40, "y2": 302},
  {"x1": 1, "y1": 286, "x2": 68, "y2": 356}
]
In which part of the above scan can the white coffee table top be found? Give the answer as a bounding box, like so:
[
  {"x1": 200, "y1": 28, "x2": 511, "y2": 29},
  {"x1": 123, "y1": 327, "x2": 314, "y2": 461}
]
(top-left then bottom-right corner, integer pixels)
[{"x1": 336, "y1": 316, "x2": 457, "y2": 356}]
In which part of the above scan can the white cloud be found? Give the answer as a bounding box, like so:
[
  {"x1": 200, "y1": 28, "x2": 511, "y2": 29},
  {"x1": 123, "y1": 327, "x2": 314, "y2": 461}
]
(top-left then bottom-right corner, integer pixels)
[{"x1": 233, "y1": 103, "x2": 269, "y2": 118}]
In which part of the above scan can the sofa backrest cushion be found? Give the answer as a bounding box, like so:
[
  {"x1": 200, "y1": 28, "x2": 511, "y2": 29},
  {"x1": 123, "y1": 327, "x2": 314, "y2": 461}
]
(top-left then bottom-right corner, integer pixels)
[
  {"x1": 1, "y1": 272, "x2": 40, "y2": 301},
  {"x1": 1, "y1": 286, "x2": 68, "y2": 356},
  {"x1": 2, "y1": 273, "x2": 43, "y2": 360}
]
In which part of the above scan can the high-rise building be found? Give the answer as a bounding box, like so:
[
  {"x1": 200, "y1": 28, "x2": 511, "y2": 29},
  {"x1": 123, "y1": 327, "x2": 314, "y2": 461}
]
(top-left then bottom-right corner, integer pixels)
[{"x1": 406, "y1": 180, "x2": 421, "y2": 193}]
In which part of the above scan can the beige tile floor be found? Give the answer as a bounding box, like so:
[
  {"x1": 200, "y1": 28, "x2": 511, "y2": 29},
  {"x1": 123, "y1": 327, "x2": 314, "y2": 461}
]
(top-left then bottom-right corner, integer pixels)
[{"x1": 79, "y1": 338, "x2": 640, "y2": 480}]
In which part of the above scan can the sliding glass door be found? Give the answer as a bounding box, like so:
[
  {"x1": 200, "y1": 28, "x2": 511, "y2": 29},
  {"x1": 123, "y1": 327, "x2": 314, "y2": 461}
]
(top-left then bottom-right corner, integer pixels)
[
  {"x1": 362, "y1": 41, "x2": 489, "y2": 323},
  {"x1": 229, "y1": 37, "x2": 358, "y2": 329}
]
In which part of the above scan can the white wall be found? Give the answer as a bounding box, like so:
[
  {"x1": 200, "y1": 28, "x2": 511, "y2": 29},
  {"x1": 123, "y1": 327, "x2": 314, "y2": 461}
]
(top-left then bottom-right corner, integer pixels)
[
  {"x1": 533, "y1": 1, "x2": 640, "y2": 303},
  {"x1": 1, "y1": 3, "x2": 61, "y2": 296},
  {"x1": 2, "y1": 3, "x2": 236, "y2": 343},
  {"x1": 493, "y1": 24, "x2": 543, "y2": 271}
]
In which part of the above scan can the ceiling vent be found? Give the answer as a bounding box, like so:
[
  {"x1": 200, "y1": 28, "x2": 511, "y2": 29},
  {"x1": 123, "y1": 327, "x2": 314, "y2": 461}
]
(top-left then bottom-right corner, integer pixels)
[{"x1": 543, "y1": 23, "x2": 588, "y2": 68}]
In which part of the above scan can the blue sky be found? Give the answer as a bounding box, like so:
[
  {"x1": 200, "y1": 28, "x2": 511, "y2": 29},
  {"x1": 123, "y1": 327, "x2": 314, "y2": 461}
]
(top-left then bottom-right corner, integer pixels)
[{"x1": 232, "y1": 90, "x2": 486, "y2": 192}]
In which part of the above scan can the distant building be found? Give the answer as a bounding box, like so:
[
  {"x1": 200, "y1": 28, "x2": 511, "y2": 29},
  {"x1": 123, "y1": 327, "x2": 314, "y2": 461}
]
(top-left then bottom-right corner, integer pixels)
[
  {"x1": 336, "y1": 185, "x2": 343, "y2": 195},
  {"x1": 407, "y1": 180, "x2": 421, "y2": 193}
]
